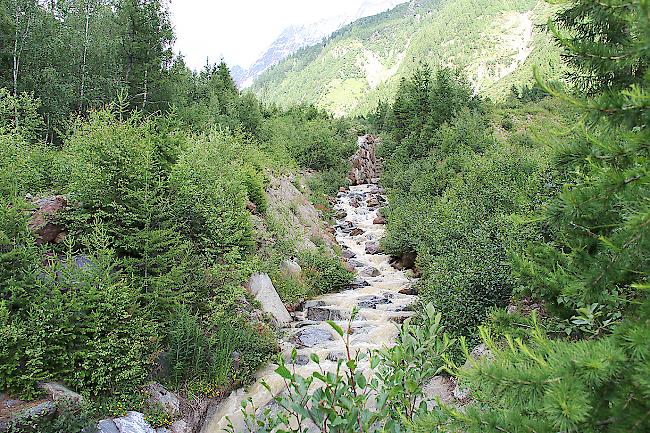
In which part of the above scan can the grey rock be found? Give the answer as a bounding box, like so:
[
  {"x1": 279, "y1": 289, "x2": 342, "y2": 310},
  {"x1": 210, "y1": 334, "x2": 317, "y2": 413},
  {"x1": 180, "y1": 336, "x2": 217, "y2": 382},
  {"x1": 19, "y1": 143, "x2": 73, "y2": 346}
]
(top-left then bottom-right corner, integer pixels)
[
  {"x1": 280, "y1": 259, "x2": 302, "y2": 279},
  {"x1": 360, "y1": 267, "x2": 380, "y2": 277},
  {"x1": 114, "y1": 411, "x2": 156, "y2": 433},
  {"x1": 306, "y1": 306, "x2": 346, "y2": 321},
  {"x1": 293, "y1": 327, "x2": 333, "y2": 348},
  {"x1": 97, "y1": 419, "x2": 120, "y2": 433},
  {"x1": 247, "y1": 273, "x2": 292, "y2": 326},
  {"x1": 146, "y1": 382, "x2": 180, "y2": 417},
  {"x1": 365, "y1": 241, "x2": 381, "y2": 255},
  {"x1": 349, "y1": 278, "x2": 370, "y2": 289},
  {"x1": 21, "y1": 401, "x2": 56, "y2": 419},
  {"x1": 357, "y1": 295, "x2": 390, "y2": 309},
  {"x1": 341, "y1": 249, "x2": 356, "y2": 259},
  {"x1": 156, "y1": 429, "x2": 172, "y2": 433},
  {"x1": 4, "y1": 399, "x2": 22, "y2": 408},
  {"x1": 453, "y1": 383, "x2": 471, "y2": 403},
  {"x1": 420, "y1": 376, "x2": 456, "y2": 410},
  {"x1": 469, "y1": 343, "x2": 493, "y2": 362},
  {"x1": 389, "y1": 311, "x2": 416, "y2": 324},
  {"x1": 326, "y1": 351, "x2": 347, "y2": 362},
  {"x1": 39, "y1": 381, "x2": 83, "y2": 404},
  {"x1": 287, "y1": 354, "x2": 310, "y2": 366},
  {"x1": 348, "y1": 259, "x2": 365, "y2": 268},
  {"x1": 349, "y1": 135, "x2": 381, "y2": 186},
  {"x1": 170, "y1": 420, "x2": 190, "y2": 433}
]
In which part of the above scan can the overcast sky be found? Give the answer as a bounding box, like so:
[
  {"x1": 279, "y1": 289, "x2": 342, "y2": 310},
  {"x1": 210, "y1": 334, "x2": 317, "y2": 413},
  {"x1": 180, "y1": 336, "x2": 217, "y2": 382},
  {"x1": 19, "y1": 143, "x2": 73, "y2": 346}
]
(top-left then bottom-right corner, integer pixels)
[{"x1": 169, "y1": 0, "x2": 372, "y2": 71}]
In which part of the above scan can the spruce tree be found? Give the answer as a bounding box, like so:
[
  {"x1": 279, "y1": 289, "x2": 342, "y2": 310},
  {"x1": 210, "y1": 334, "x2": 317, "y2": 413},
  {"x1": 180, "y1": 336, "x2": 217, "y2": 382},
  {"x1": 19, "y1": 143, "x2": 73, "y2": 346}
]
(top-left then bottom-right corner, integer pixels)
[{"x1": 417, "y1": 1, "x2": 650, "y2": 432}]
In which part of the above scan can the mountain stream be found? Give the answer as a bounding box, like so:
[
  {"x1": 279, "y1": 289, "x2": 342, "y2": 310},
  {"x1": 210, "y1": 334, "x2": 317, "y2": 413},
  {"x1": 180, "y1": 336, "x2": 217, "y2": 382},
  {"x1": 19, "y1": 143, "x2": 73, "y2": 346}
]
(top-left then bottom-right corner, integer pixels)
[{"x1": 202, "y1": 183, "x2": 417, "y2": 432}]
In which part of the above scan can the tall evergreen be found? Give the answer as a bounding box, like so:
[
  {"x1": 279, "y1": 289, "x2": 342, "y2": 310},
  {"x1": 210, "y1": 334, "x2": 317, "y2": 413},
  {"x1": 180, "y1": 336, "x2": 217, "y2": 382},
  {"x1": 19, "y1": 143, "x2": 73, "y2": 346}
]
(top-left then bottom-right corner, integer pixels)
[{"x1": 417, "y1": 2, "x2": 650, "y2": 432}]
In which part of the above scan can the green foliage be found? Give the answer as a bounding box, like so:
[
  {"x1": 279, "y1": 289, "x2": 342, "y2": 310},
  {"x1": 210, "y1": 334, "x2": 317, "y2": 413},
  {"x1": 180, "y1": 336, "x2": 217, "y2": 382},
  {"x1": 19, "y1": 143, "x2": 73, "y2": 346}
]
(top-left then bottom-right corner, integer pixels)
[
  {"x1": 1, "y1": 227, "x2": 158, "y2": 399},
  {"x1": 378, "y1": 66, "x2": 548, "y2": 337},
  {"x1": 252, "y1": 0, "x2": 560, "y2": 115},
  {"x1": 414, "y1": 2, "x2": 650, "y2": 432},
  {"x1": 5, "y1": 400, "x2": 95, "y2": 433},
  {"x1": 170, "y1": 132, "x2": 255, "y2": 259},
  {"x1": 230, "y1": 305, "x2": 454, "y2": 433},
  {"x1": 298, "y1": 247, "x2": 354, "y2": 296}
]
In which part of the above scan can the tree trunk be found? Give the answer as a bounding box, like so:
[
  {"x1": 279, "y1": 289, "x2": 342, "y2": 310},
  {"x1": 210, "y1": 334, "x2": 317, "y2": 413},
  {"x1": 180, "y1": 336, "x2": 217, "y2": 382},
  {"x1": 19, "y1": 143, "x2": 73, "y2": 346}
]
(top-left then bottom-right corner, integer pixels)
[
  {"x1": 12, "y1": 2, "x2": 19, "y2": 99},
  {"x1": 142, "y1": 69, "x2": 147, "y2": 109},
  {"x1": 79, "y1": 1, "x2": 91, "y2": 112}
]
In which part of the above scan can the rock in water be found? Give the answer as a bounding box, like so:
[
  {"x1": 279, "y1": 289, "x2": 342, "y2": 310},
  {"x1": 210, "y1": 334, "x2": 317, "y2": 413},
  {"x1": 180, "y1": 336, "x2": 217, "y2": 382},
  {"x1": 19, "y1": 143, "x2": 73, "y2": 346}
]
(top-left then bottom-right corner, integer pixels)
[
  {"x1": 247, "y1": 273, "x2": 292, "y2": 326},
  {"x1": 365, "y1": 241, "x2": 381, "y2": 255},
  {"x1": 293, "y1": 327, "x2": 334, "y2": 348},
  {"x1": 360, "y1": 266, "x2": 380, "y2": 277}
]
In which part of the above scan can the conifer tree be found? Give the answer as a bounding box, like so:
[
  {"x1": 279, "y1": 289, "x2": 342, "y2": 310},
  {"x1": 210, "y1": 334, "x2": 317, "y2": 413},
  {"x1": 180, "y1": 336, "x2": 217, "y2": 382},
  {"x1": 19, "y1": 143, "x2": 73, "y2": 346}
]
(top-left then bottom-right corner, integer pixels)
[{"x1": 417, "y1": 1, "x2": 650, "y2": 432}]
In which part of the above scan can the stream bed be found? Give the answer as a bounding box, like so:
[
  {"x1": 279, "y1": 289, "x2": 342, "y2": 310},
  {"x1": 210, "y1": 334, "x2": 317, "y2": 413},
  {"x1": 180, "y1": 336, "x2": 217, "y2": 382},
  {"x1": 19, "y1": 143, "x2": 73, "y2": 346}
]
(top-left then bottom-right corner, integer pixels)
[{"x1": 201, "y1": 183, "x2": 417, "y2": 432}]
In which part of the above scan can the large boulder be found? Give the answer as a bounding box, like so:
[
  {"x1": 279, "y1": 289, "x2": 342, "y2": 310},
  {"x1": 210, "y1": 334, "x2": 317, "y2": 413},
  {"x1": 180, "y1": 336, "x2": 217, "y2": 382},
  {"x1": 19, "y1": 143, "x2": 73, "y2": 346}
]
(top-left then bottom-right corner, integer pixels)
[
  {"x1": 349, "y1": 135, "x2": 381, "y2": 185},
  {"x1": 247, "y1": 273, "x2": 292, "y2": 326},
  {"x1": 113, "y1": 412, "x2": 156, "y2": 433},
  {"x1": 28, "y1": 195, "x2": 67, "y2": 244}
]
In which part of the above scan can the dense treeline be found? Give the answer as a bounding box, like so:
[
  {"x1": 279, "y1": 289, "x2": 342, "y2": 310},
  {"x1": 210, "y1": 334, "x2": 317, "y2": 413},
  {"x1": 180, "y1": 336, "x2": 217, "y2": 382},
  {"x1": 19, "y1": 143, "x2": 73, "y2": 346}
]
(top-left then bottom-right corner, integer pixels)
[
  {"x1": 0, "y1": 2, "x2": 357, "y2": 430},
  {"x1": 381, "y1": 1, "x2": 649, "y2": 430},
  {"x1": 245, "y1": 1, "x2": 649, "y2": 432}
]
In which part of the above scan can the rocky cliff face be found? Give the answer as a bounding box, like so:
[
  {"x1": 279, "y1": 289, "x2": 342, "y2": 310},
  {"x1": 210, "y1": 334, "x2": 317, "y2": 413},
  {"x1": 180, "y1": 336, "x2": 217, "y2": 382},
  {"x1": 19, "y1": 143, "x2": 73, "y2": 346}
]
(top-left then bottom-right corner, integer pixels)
[{"x1": 349, "y1": 135, "x2": 380, "y2": 185}]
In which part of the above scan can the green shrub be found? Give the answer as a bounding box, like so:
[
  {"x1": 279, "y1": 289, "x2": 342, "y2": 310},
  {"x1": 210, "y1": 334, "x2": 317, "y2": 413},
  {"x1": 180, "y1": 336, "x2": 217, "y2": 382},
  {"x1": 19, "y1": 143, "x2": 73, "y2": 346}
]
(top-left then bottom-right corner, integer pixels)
[
  {"x1": 271, "y1": 273, "x2": 308, "y2": 306},
  {"x1": 299, "y1": 248, "x2": 353, "y2": 296},
  {"x1": 170, "y1": 132, "x2": 254, "y2": 259},
  {"x1": 1, "y1": 243, "x2": 158, "y2": 398},
  {"x1": 0, "y1": 134, "x2": 58, "y2": 197},
  {"x1": 231, "y1": 305, "x2": 454, "y2": 432},
  {"x1": 242, "y1": 166, "x2": 268, "y2": 213}
]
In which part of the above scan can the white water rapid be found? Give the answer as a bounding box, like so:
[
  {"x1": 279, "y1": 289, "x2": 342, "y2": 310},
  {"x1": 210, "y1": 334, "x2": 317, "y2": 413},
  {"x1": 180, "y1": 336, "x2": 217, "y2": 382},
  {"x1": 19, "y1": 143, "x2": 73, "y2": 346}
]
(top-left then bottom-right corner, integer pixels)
[{"x1": 201, "y1": 183, "x2": 417, "y2": 433}]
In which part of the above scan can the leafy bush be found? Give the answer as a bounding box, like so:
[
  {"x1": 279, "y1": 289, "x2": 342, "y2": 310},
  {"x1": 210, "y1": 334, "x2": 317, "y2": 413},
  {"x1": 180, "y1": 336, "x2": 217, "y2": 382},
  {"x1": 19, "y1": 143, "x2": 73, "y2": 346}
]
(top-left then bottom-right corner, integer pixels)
[
  {"x1": 1, "y1": 234, "x2": 158, "y2": 398},
  {"x1": 378, "y1": 67, "x2": 544, "y2": 337},
  {"x1": 0, "y1": 133, "x2": 58, "y2": 197},
  {"x1": 170, "y1": 132, "x2": 255, "y2": 259},
  {"x1": 230, "y1": 305, "x2": 454, "y2": 433},
  {"x1": 299, "y1": 247, "x2": 353, "y2": 296}
]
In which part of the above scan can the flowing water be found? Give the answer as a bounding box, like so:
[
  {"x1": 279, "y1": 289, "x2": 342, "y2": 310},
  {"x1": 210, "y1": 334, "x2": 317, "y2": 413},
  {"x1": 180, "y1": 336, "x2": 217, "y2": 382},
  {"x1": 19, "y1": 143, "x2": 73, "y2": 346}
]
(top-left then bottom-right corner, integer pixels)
[{"x1": 202, "y1": 183, "x2": 417, "y2": 433}]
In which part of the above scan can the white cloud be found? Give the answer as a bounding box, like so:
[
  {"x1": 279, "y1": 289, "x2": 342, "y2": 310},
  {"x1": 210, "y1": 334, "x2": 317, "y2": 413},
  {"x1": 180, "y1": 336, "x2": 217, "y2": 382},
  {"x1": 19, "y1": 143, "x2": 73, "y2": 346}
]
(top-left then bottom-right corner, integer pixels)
[{"x1": 169, "y1": 0, "x2": 375, "y2": 70}]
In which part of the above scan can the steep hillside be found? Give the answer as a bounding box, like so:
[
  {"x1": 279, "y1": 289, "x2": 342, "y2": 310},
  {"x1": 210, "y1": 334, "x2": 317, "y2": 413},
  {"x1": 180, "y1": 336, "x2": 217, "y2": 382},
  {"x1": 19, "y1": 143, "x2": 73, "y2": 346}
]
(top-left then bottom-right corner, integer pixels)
[
  {"x1": 233, "y1": 0, "x2": 408, "y2": 88},
  {"x1": 252, "y1": 0, "x2": 562, "y2": 115}
]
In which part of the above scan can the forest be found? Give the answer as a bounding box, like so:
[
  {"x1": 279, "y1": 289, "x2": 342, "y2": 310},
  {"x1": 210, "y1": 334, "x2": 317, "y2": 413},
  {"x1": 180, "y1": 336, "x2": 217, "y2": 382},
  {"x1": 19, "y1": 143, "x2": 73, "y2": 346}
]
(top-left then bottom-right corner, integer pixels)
[{"x1": 0, "y1": 0, "x2": 649, "y2": 433}]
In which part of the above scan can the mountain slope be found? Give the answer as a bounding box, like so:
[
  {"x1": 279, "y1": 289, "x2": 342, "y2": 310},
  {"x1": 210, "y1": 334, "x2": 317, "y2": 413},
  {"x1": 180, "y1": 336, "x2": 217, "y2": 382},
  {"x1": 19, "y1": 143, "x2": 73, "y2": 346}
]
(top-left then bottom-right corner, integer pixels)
[
  {"x1": 251, "y1": 0, "x2": 562, "y2": 115},
  {"x1": 233, "y1": 0, "x2": 408, "y2": 88}
]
